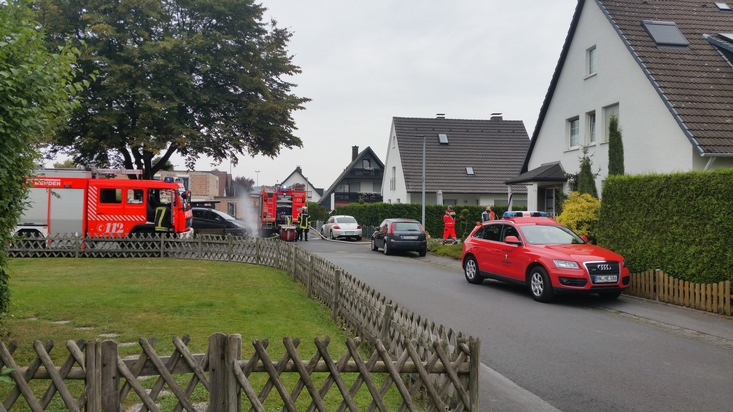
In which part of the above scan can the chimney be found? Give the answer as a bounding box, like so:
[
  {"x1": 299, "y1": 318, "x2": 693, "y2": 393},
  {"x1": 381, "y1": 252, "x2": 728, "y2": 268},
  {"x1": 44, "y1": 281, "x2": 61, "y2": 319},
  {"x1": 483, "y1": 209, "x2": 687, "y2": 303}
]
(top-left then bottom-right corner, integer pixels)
[
  {"x1": 352, "y1": 145, "x2": 359, "y2": 161},
  {"x1": 490, "y1": 112, "x2": 503, "y2": 121},
  {"x1": 436, "y1": 113, "x2": 446, "y2": 119}
]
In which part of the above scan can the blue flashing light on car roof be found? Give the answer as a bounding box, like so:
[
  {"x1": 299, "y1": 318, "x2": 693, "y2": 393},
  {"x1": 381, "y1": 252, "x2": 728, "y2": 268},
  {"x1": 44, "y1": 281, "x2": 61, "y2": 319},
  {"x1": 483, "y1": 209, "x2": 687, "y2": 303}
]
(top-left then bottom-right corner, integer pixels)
[{"x1": 502, "y1": 211, "x2": 549, "y2": 218}]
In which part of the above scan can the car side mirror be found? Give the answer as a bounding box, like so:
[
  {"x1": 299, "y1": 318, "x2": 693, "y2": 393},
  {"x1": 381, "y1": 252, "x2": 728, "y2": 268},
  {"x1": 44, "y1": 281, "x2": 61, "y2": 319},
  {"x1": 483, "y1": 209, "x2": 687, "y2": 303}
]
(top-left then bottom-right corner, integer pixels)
[
  {"x1": 581, "y1": 235, "x2": 589, "y2": 242},
  {"x1": 504, "y1": 235, "x2": 522, "y2": 245}
]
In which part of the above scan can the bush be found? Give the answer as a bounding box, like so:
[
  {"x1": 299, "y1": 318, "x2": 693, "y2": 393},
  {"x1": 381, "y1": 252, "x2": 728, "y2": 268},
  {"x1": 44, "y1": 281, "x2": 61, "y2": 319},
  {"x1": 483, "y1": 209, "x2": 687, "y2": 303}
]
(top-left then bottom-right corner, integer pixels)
[
  {"x1": 599, "y1": 170, "x2": 733, "y2": 283},
  {"x1": 334, "y1": 203, "x2": 522, "y2": 241},
  {"x1": 556, "y1": 192, "x2": 600, "y2": 243}
]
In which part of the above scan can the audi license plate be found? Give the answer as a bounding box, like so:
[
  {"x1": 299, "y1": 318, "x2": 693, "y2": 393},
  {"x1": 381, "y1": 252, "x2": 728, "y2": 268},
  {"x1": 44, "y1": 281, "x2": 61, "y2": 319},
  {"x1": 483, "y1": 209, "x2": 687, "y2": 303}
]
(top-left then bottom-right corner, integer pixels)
[{"x1": 594, "y1": 275, "x2": 618, "y2": 283}]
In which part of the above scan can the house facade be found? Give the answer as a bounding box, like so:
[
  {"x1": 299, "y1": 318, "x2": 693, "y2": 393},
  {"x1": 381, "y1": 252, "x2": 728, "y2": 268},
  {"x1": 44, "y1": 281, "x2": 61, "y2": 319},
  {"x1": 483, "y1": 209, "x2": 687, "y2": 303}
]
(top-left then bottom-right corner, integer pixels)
[
  {"x1": 319, "y1": 146, "x2": 384, "y2": 210},
  {"x1": 382, "y1": 114, "x2": 529, "y2": 208},
  {"x1": 517, "y1": 0, "x2": 733, "y2": 211},
  {"x1": 281, "y1": 166, "x2": 322, "y2": 204}
]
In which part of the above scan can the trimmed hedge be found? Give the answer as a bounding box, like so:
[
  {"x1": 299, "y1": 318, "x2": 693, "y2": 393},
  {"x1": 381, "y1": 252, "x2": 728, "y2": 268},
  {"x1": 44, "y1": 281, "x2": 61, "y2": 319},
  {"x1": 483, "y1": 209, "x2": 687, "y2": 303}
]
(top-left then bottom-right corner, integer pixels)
[
  {"x1": 598, "y1": 169, "x2": 733, "y2": 283},
  {"x1": 333, "y1": 203, "x2": 519, "y2": 240}
]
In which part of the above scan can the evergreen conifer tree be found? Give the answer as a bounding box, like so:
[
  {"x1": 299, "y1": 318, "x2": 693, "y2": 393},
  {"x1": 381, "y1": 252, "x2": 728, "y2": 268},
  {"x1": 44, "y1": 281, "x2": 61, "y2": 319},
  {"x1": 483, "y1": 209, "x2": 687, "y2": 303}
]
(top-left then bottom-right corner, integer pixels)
[
  {"x1": 577, "y1": 149, "x2": 598, "y2": 198},
  {"x1": 608, "y1": 115, "x2": 625, "y2": 176}
]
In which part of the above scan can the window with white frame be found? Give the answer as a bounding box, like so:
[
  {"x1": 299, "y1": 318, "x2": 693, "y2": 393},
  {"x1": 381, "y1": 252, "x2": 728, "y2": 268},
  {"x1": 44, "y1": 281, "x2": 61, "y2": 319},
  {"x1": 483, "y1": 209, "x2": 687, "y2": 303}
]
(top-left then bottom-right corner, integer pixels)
[
  {"x1": 587, "y1": 111, "x2": 597, "y2": 144},
  {"x1": 586, "y1": 46, "x2": 597, "y2": 76},
  {"x1": 568, "y1": 117, "x2": 580, "y2": 148},
  {"x1": 603, "y1": 104, "x2": 619, "y2": 143}
]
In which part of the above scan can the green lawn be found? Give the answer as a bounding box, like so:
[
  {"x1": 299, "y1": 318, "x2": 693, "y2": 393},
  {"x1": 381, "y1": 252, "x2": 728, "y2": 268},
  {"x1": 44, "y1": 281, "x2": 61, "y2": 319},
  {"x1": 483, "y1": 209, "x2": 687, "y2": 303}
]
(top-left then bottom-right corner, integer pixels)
[
  {"x1": 4, "y1": 258, "x2": 345, "y2": 359},
  {"x1": 2, "y1": 258, "x2": 406, "y2": 409}
]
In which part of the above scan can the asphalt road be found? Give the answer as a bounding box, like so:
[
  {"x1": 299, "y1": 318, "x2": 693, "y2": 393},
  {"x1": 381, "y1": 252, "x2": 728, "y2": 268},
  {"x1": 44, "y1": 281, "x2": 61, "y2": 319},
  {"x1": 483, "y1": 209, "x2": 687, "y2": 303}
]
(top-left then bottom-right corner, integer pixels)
[{"x1": 295, "y1": 235, "x2": 733, "y2": 412}]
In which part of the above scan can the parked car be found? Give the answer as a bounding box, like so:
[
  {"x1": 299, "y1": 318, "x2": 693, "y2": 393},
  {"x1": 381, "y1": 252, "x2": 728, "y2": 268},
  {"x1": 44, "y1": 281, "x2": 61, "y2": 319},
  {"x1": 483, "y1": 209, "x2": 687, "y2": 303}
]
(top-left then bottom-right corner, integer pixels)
[
  {"x1": 191, "y1": 207, "x2": 248, "y2": 237},
  {"x1": 371, "y1": 218, "x2": 427, "y2": 257},
  {"x1": 321, "y1": 215, "x2": 362, "y2": 240},
  {"x1": 461, "y1": 216, "x2": 630, "y2": 302}
]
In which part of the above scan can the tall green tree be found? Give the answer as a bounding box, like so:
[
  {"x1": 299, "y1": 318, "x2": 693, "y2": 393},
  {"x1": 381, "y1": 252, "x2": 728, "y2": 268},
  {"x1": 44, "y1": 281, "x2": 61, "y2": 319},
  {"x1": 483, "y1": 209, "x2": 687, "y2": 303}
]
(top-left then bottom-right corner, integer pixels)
[
  {"x1": 232, "y1": 176, "x2": 254, "y2": 196},
  {"x1": 53, "y1": 159, "x2": 78, "y2": 168},
  {"x1": 577, "y1": 148, "x2": 598, "y2": 198},
  {"x1": 37, "y1": 0, "x2": 309, "y2": 179},
  {"x1": 0, "y1": 0, "x2": 84, "y2": 315},
  {"x1": 607, "y1": 115, "x2": 625, "y2": 176}
]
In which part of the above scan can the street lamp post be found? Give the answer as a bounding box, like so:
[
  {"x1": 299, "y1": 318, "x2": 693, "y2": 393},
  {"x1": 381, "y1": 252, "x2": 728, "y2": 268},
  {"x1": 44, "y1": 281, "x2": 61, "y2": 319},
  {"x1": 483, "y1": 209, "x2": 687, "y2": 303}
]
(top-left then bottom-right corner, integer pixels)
[
  {"x1": 255, "y1": 170, "x2": 260, "y2": 186},
  {"x1": 421, "y1": 135, "x2": 426, "y2": 228}
]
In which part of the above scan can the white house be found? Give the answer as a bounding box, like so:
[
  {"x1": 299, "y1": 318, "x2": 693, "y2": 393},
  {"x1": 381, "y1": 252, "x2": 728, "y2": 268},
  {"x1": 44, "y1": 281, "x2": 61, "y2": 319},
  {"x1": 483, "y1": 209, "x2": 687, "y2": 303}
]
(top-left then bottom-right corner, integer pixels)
[
  {"x1": 382, "y1": 114, "x2": 530, "y2": 208},
  {"x1": 513, "y1": 0, "x2": 733, "y2": 212},
  {"x1": 280, "y1": 166, "x2": 322, "y2": 204}
]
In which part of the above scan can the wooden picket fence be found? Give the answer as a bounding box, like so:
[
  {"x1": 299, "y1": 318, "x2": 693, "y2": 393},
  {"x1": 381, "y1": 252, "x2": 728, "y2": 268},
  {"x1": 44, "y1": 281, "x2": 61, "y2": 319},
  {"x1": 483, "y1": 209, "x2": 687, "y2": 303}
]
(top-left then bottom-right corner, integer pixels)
[
  {"x1": 5, "y1": 233, "x2": 480, "y2": 410},
  {"x1": 627, "y1": 269, "x2": 731, "y2": 315},
  {"x1": 0, "y1": 333, "x2": 478, "y2": 411}
]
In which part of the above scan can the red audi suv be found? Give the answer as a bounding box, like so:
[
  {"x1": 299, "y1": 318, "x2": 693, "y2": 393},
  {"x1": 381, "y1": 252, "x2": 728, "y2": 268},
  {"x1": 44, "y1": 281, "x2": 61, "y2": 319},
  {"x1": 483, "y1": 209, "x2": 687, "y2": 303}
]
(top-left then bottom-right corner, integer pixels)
[{"x1": 462, "y1": 216, "x2": 630, "y2": 302}]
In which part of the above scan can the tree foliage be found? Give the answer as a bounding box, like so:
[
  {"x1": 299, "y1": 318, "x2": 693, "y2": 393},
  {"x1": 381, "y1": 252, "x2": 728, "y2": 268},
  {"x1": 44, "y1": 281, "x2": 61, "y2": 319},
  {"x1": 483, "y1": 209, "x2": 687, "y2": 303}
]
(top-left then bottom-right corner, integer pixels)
[
  {"x1": 0, "y1": 0, "x2": 83, "y2": 315},
  {"x1": 53, "y1": 159, "x2": 78, "y2": 168},
  {"x1": 577, "y1": 148, "x2": 598, "y2": 198},
  {"x1": 36, "y1": 0, "x2": 309, "y2": 179},
  {"x1": 607, "y1": 115, "x2": 624, "y2": 176},
  {"x1": 232, "y1": 176, "x2": 254, "y2": 196},
  {"x1": 556, "y1": 192, "x2": 600, "y2": 243}
]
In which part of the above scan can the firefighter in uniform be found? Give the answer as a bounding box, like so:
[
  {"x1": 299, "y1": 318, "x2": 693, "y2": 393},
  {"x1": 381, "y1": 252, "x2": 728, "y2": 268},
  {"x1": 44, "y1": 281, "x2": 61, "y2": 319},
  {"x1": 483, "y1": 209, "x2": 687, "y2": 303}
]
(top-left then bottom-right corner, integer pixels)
[{"x1": 297, "y1": 207, "x2": 310, "y2": 241}]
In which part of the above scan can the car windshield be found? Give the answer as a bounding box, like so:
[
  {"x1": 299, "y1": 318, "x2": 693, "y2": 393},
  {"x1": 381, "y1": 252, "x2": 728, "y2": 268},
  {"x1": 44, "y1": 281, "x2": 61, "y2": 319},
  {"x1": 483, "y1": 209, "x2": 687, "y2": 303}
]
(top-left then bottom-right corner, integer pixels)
[
  {"x1": 338, "y1": 216, "x2": 357, "y2": 224},
  {"x1": 519, "y1": 224, "x2": 585, "y2": 245}
]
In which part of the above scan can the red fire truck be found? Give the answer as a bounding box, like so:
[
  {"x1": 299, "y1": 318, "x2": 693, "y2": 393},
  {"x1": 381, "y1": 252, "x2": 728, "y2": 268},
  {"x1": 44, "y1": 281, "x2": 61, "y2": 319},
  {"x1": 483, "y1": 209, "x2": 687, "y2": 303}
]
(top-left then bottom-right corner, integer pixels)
[
  {"x1": 259, "y1": 183, "x2": 307, "y2": 237},
  {"x1": 13, "y1": 169, "x2": 194, "y2": 239}
]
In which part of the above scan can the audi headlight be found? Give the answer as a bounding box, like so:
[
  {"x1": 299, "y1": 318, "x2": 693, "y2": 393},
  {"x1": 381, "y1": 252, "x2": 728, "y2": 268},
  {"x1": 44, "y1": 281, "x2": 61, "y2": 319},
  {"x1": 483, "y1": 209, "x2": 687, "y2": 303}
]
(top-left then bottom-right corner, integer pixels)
[{"x1": 553, "y1": 260, "x2": 580, "y2": 269}]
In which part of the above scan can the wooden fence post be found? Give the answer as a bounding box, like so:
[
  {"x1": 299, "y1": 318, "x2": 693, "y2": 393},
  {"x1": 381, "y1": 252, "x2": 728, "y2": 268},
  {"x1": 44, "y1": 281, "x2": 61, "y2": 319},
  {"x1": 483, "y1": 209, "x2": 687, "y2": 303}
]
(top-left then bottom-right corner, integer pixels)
[
  {"x1": 253, "y1": 237, "x2": 259, "y2": 265},
  {"x1": 469, "y1": 337, "x2": 480, "y2": 412},
  {"x1": 331, "y1": 269, "x2": 342, "y2": 320},
  {"x1": 291, "y1": 245, "x2": 296, "y2": 279},
  {"x1": 307, "y1": 255, "x2": 314, "y2": 296},
  {"x1": 381, "y1": 304, "x2": 394, "y2": 343},
  {"x1": 85, "y1": 340, "x2": 101, "y2": 412},
  {"x1": 197, "y1": 235, "x2": 203, "y2": 260},
  {"x1": 225, "y1": 334, "x2": 242, "y2": 411},
  {"x1": 159, "y1": 233, "x2": 165, "y2": 258},
  {"x1": 726, "y1": 280, "x2": 731, "y2": 316},
  {"x1": 208, "y1": 332, "x2": 227, "y2": 412},
  {"x1": 101, "y1": 340, "x2": 119, "y2": 411},
  {"x1": 654, "y1": 269, "x2": 661, "y2": 301}
]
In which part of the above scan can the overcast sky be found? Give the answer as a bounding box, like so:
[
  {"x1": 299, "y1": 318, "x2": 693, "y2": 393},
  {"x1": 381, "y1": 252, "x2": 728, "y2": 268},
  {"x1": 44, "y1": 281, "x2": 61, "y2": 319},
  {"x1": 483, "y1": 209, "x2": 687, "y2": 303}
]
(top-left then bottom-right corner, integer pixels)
[{"x1": 185, "y1": 1, "x2": 578, "y2": 188}]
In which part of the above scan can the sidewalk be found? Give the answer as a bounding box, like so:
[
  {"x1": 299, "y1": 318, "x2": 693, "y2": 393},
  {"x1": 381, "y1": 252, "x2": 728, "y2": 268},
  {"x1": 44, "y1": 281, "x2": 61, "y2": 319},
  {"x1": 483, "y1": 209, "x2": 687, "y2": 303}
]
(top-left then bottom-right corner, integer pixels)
[{"x1": 600, "y1": 294, "x2": 733, "y2": 344}]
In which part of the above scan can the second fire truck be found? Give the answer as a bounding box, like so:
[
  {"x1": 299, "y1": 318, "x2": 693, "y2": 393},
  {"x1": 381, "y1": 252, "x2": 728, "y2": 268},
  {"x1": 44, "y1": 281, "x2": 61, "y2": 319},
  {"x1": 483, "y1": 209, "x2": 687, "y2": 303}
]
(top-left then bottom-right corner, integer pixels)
[{"x1": 259, "y1": 183, "x2": 307, "y2": 237}]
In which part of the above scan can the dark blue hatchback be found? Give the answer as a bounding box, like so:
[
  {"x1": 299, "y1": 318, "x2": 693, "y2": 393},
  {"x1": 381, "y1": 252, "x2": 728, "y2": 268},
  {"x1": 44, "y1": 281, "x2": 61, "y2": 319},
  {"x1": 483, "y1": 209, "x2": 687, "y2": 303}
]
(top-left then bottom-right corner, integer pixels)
[{"x1": 370, "y1": 218, "x2": 427, "y2": 257}]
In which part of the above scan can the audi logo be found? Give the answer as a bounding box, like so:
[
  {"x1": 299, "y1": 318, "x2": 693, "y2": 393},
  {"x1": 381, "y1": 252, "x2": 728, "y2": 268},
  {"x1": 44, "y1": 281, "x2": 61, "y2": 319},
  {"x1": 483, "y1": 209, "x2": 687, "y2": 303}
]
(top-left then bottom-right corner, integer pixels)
[{"x1": 597, "y1": 264, "x2": 612, "y2": 271}]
